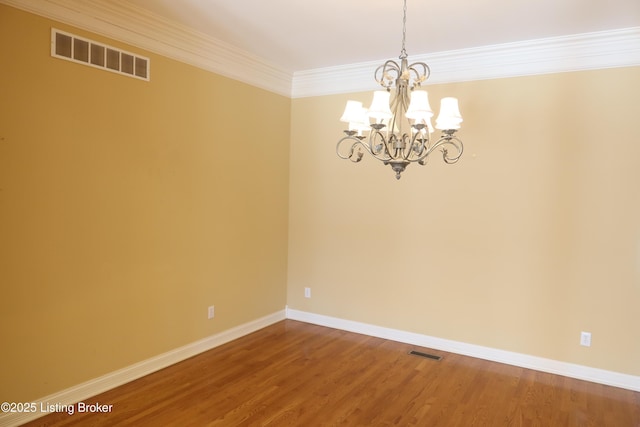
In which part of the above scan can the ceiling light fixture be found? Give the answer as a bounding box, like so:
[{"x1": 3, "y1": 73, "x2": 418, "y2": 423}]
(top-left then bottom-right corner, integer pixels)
[{"x1": 336, "y1": 0, "x2": 464, "y2": 179}]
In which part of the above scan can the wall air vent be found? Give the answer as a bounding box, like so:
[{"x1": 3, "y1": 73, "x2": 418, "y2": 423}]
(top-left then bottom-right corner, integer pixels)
[{"x1": 51, "y1": 28, "x2": 150, "y2": 81}]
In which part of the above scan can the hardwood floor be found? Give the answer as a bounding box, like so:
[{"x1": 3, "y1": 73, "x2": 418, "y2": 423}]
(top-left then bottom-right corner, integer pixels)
[{"x1": 24, "y1": 320, "x2": 640, "y2": 426}]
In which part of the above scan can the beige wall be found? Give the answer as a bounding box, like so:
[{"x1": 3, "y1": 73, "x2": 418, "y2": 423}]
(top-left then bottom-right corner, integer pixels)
[
  {"x1": 288, "y1": 68, "x2": 640, "y2": 376},
  {"x1": 0, "y1": 5, "x2": 290, "y2": 401}
]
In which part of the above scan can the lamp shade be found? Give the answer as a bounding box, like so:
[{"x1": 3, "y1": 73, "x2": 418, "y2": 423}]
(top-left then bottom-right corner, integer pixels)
[
  {"x1": 350, "y1": 107, "x2": 370, "y2": 133},
  {"x1": 367, "y1": 91, "x2": 393, "y2": 120},
  {"x1": 340, "y1": 100, "x2": 364, "y2": 123},
  {"x1": 436, "y1": 97, "x2": 463, "y2": 130},
  {"x1": 405, "y1": 90, "x2": 433, "y2": 122},
  {"x1": 340, "y1": 100, "x2": 369, "y2": 133}
]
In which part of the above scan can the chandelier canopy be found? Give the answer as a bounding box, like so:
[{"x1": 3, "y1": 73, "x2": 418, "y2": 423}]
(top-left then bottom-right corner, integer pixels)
[{"x1": 336, "y1": 0, "x2": 464, "y2": 179}]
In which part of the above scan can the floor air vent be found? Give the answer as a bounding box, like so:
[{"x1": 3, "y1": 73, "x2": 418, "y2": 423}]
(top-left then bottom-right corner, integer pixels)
[
  {"x1": 408, "y1": 350, "x2": 442, "y2": 361},
  {"x1": 51, "y1": 28, "x2": 149, "y2": 81}
]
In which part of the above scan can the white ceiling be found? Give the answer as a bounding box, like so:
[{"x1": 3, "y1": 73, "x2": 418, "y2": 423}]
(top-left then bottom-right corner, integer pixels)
[{"x1": 125, "y1": 0, "x2": 640, "y2": 73}]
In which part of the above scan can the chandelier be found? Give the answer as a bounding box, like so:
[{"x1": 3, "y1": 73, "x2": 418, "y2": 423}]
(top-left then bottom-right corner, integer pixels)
[{"x1": 336, "y1": 0, "x2": 464, "y2": 179}]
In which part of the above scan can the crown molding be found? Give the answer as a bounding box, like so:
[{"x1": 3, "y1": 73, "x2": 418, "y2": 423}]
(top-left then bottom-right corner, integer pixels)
[
  {"x1": 292, "y1": 27, "x2": 640, "y2": 98},
  {"x1": 0, "y1": 0, "x2": 293, "y2": 96},
  {"x1": 2, "y1": 1, "x2": 638, "y2": 99}
]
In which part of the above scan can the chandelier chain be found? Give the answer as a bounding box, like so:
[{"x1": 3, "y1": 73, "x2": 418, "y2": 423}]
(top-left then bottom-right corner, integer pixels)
[{"x1": 400, "y1": 0, "x2": 408, "y2": 59}]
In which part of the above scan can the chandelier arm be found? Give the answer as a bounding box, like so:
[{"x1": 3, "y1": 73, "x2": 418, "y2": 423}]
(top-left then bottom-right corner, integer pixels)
[
  {"x1": 400, "y1": 133, "x2": 414, "y2": 161},
  {"x1": 415, "y1": 133, "x2": 464, "y2": 164},
  {"x1": 441, "y1": 135, "x2": 464, "y2": 164},
  {"x1": 336, "y1": 135, "x2": 373, "y2": 163},
  {"x1": 407, "y1": 131, "x2": 430, "y2": 161},
  {"x1": 368, "y1": 130, "x2": 394, "y2": 161},
  {"x1": 374, "y1": 60, "x2": 401, "y2": 88},
  {"x1": 407, "y1": 62, "x2": 431, "y2": 86}
]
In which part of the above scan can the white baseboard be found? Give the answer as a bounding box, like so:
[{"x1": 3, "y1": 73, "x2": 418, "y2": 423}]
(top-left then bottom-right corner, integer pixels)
[
  {"x1": 0, "y1": 310, "x2": 286, "y2": 427},
  {"x1": 285, "y1": 307, "x2": 640, "y2": 393}
]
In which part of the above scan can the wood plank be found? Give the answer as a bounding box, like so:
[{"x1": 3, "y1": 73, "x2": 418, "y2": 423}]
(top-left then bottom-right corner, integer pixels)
[{"x1": 22, "y1": 320, "x2": 640, "y2": 426}]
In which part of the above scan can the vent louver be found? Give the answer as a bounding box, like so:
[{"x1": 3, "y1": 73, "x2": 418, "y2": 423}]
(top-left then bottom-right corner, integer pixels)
[
  {"x1": 51, "y1": 28, "x2": 150, "y2": 81},
  {"x1": 408, "y1": 350, "x2": 442, "y2": 361}
]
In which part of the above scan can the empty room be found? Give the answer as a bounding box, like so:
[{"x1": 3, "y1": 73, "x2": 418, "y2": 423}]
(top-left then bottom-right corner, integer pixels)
[{"x1": 1, "y1": 0, "x2": 639, "y2": 425}]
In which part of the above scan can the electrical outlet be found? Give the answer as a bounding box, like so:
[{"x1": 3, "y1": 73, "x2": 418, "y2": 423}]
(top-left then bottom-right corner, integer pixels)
[
  {"x1": 580, "y1": 331, "x2": 591, "y2": 347},
  {"x1": 208, "y1": 305, "x2": 215, "y2": 319},
  {"x1": 304, "y1": 287, "x2": 311, "y2": 298}
]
